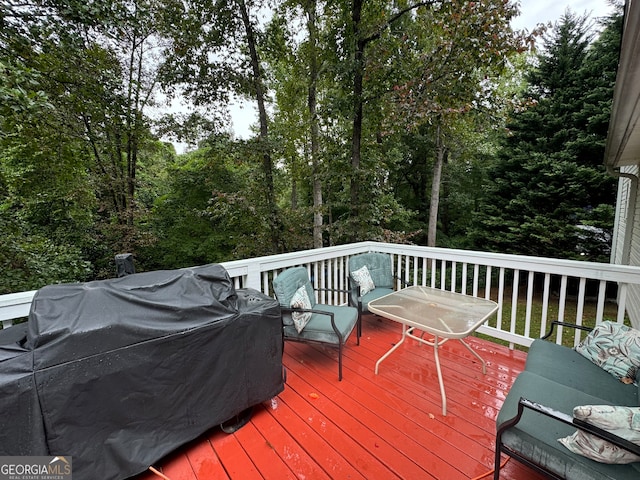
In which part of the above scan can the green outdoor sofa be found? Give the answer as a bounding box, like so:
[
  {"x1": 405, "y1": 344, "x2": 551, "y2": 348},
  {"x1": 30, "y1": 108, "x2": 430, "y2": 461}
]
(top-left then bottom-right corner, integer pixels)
[{"x1": 495, "y1": 321, "x2": 640, "y2": 480}]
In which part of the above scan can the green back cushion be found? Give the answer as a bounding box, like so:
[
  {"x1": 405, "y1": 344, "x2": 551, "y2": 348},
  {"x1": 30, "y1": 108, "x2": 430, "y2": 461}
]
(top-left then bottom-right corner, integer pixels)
[
  {"x1": 349, "y1": 253, "x2": 393, "y2": 289},
  {"x1": 273, "y1": 266, "x2": 316, "y2": 308}
]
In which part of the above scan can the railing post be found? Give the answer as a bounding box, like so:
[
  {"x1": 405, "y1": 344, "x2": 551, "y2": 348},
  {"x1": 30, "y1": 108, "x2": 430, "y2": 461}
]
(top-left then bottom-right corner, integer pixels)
[{"x1": 245, "y1": 263, "x2": 264, "y2": 292}]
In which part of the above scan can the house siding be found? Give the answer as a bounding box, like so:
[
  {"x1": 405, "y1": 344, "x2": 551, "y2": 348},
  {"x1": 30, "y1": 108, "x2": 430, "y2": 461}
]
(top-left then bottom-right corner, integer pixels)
[
  {"x1": 612, "y1": 176, "x2": 629, "y2": 264},
  {"x1": 612, "y1": 165, "x2": 640, "y2": 328}
]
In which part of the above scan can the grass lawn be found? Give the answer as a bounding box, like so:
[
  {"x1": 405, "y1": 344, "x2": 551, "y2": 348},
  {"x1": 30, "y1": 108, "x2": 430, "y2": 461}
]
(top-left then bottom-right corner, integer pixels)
[{"x1": 478, "y1": 286, "x2": 628, "y2": 351}]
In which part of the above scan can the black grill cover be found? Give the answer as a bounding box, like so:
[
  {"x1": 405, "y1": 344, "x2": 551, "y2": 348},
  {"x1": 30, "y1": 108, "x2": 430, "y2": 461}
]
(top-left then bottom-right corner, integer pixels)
[{"x1": 0, "y1": 264, "x2": 284, "y2": 480}]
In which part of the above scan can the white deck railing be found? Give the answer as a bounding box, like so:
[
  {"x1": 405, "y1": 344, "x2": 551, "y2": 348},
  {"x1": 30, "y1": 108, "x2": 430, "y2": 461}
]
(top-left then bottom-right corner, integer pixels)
[{"x1": 3, "y1": 241, "x2": 640, "y2": 349}]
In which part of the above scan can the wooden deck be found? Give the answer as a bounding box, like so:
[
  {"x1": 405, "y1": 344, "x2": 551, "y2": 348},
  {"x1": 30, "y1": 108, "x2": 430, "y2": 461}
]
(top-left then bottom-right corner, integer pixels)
[{"x1": 135, "y1": 314, "x2": 546, "y2": 480}]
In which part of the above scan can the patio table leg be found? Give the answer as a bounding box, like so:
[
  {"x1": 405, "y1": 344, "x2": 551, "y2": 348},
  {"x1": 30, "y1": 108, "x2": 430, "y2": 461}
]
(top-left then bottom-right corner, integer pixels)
[
  {"x1": 433, "y1": 334, "x2": 447, "y2": 416},
  {"x1": 459, "y1": 339, "x2": 487, "y2": 374},
  {"x1": 375, "y1": 324, "x2": 407, "y2": 374}
]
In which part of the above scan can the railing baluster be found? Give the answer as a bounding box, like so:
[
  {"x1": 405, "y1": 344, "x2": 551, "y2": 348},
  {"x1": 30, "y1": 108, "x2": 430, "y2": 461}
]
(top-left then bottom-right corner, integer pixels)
[
  {"x1": 525, "y1": 271, "x2": 534, "y2": 339},
  {"x1": 541, "y1": 273, "x2": 551, "y2": 337},
  {"x1": 556, "y1": 276, "x2": 568, "y2": 343},
  {"x1": 450, "y1": 261, "x2": 457, "y2": 292},
  {"x1": 404, "y1": 255, "x2": 410, "y2": 286},
  {"x1": 496, "y1": 267, "x2": 505, "y2": 331},
  {"x1": 485, "y1": 266, "x2": 492, "y2": 300},
  {"x1": 461, "y1": 263, "x2": 468, "y2": 296},
  {"x1": 510, "y1": 269, "x2": 520, "y2": 338},
  {"x1": 430, "y1": 258, "x2": 437, "y2": 288},
  {"x1": 473, "y1": 264, "x2": 480, "y2": 297},
  {"x1": 575, "y1": 278, "x2": 587, "y2": 345},
  {"x1": 596, "y1": 280, "x2": 607, "y2": 323},
  {"x1": 617, "y1": 283, "x2": 628, "y2": 324}
]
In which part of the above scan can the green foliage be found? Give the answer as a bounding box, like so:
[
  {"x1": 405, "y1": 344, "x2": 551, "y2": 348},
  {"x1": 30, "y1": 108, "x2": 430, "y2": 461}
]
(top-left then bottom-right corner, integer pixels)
[
  {"x1": 139, "y1": 135, "x2": 275, "y2": 268},
  {"x1": 0, "y1": 1, "x2": 626, "y2": 293},
  {"x1": 469, "y1": 9, "x2": 621, "y2": 261},
  {"x1": 0, "y1": 215, "x2": 91, "y2": 294}
]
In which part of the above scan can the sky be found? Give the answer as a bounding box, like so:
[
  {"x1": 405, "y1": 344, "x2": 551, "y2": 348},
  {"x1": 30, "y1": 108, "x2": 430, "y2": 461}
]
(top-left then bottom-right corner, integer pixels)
[
  {"x1": 511, "y1": 0, "x2": 617, "y2": 31},
  {"x1": 204, "y1": 1, "x2": 620, "y2": 145}
]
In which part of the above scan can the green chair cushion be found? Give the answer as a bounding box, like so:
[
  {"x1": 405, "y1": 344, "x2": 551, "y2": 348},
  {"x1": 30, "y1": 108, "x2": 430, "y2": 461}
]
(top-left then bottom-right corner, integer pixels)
[
  {"x1": 349, "y1": 253, "x2": 394, "y2": 289},
  {"x1": 273, "y1": 267, "x2": 317, "y2": 326},
  {"x1": 360, "y1": 287, "x2": 394, "y2": 312},
  {"x1": 273, "y1": 267, "x2": 317, "y2": 307},
  {"x1": 283, "y1": 304, "x2": 358, "y2": 345}
]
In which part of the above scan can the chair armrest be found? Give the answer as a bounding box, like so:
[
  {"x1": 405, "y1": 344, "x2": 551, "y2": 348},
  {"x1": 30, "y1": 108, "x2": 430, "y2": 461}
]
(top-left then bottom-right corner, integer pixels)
[
  {"x1": 315, "y1": 287, "x2": 351, "y2": 294},
  {"x1": 348, "y1": 276, "x2": 411, "y2": 298},
  {"x1": 392, "y1": 275, "x2": 411, "y2": 288},
  {"x1": 500, "y1": 397, "x2": 640, "y2": 457},
  {"x1": 540, "y1": 320, "x2": 593, "y2": 340}
]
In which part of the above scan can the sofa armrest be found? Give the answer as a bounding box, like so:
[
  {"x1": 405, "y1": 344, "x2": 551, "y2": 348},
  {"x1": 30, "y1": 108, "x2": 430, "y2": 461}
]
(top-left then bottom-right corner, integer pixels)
[
  {"x1": 540, "y1": 320, "x2": 593, "y2": 340},
  {"x1": 502, "y1": 397, "x2": 640, "y2": 457}
]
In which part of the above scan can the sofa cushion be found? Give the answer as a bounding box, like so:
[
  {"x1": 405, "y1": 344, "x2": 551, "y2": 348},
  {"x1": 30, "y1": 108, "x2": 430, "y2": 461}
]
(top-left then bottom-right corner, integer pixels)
[
  {"x1": 575, "y1": 321, "x2": 640, "y2": 384},
  {"x1": 525, "y1": 339, "x2": 638, "y2": 405},
  {"x1": 559, "y1": 405, "x2": 640, "y2": 464},
  {"x1": 498, "y1": 371, "x2": 640, "y2": 480}
]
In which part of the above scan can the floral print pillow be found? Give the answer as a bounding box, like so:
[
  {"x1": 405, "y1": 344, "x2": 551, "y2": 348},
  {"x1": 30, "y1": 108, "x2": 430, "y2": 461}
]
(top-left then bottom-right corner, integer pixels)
[
  {"x1": 575, "y1": 321, "x2": 640, "y2": 384},
  {"x1": 350, "y1": 265, "x2": 376, "y2": 296},
  {"x1": 559, "y1": 405, "x2": 640, "y2": 463},
  {"x1": 290, "y1": 286, "x2": 312, "y2": 333}
]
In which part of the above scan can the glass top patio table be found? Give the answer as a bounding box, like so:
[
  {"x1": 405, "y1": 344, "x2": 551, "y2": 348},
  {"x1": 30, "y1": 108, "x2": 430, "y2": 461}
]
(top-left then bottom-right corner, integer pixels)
[{"x1": 368, "y1": 286, "x2": 499, "y2": 416}]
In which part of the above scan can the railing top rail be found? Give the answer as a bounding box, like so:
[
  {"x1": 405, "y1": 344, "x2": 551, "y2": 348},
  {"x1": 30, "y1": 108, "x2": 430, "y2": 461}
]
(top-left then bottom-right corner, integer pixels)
[
  {"x1": 220, "y1": 242, "x2": 374, "y2": 272},
  {"x1": 4, "y1": 241, "x2": 640, "y2": 327},
  {"x1": 374, "y1": 243, "x2": 640, "y2": 284},
  {"x1": 222, "y1": 241, "x2": 640, "y2": 284},
  {"x1": 0, "y1": 290, "x2": 38, "y2": 307}
]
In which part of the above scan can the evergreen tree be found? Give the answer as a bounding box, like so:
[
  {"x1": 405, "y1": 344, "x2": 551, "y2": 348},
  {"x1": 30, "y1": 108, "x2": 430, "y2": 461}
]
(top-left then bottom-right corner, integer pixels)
[{"x1": 468, "y1": 9, "x2": 621, "y2": 262}]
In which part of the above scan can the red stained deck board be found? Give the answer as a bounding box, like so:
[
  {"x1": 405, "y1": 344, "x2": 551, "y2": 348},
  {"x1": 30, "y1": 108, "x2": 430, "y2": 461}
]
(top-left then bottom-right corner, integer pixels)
[
  {"x1": 282, "y1": 361, "x2": 437, "y2": 479},
  {"x1": 300, "y1": 317, "x2": 505, "y2": 431},
  {"x1": 247, "y1": 402, "x2": 328, "y2": 479},
  {"x1": 264, "y1": 389, "x2": 369, "y2": 480},
  {"x1": 286, "y1": 341, "x2": 493, "y2": 479},
  {"x1": 208, "y1": 430, "x2": 263, "y2": 479},
  {"x1": 154, "y1": 451, "x2": 197, "y2": 480},
  {"x1": 136, "y1": 314, "x2": 546, "y2": 480},
  {"x1": 183, "y1": 437, "x2": 229, "y2": 480},
  {"x1": 344, "y1": 316, "x2": 523, "y2": 422},
  {"x1": 227, "y1": 413, "x2": 298, "y2": 480}
]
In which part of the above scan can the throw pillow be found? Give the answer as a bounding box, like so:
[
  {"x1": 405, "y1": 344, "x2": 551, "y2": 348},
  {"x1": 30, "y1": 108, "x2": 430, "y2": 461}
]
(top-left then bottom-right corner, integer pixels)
[
  {"x1": 290, "y1": 286, "x2": 312, "y2": 333},
  {"x1": 575, "y1": 321, "x2": 640, "y2": 384},
  {"x1": 351, "y1": 265, "x2": 376, "y2": 296},
  {"x1": 558, "y1": 405, "x2": 640, "y2": 464}
]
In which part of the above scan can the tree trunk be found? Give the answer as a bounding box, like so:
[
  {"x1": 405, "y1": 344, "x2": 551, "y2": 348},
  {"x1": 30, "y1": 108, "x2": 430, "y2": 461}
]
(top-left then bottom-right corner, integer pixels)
[
  {"x1": 428, "y1": 125, "x2": 445, "y2": 247},
  {"x1": 237, "y1": 0, "x2": 282, "y2": 252},
  {"x1": 306, "y1": 0, "x2": 323, "y2": 249},
  {"x1": 350, "y1": 0, "x2": 364, "y2": 225}
]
